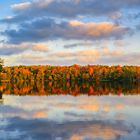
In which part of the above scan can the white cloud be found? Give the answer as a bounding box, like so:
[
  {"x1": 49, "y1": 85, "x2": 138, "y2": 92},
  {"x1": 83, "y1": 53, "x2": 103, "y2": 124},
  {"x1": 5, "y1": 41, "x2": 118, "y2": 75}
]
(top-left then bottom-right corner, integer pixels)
[
  {"x1": 0, "y1": 43, "x2": 49, "y2": 55},
  {"x1": 11, "y1": 2, "x2": 31, "y2": 10}
]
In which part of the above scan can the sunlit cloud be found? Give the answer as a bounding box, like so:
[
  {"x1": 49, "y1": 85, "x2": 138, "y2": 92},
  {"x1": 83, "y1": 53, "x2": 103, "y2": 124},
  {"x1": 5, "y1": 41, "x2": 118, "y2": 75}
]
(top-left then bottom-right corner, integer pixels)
[
  {"x1": 11, "y1": 2, "x2": 31, "y2": 11},
  {"x1": 0, "y1": 43, "x2": 49, "y2": 55},
  {"x1": 32, "y1": 44, "x2": 49, "y2": 52},
  {"x1": 2, "y1": 19, "x2": 130, "y2": 44},
  {"x1": 0, "y1": 0, "x2": 139, "y2": 65}
]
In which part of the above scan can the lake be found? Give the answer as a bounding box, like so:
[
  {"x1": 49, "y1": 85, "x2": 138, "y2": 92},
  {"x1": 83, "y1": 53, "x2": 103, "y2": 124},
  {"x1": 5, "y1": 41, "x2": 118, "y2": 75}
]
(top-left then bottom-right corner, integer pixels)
[{"x1": 0, "y1": 82, "x2": 140, "y2": 140}]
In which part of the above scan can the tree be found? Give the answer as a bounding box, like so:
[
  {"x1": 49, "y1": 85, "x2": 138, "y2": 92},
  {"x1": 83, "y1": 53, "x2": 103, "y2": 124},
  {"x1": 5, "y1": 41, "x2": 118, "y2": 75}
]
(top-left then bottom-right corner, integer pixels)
[
  {"x1": 0, "y1": 58, "x2": 4, "y2": 81},
  {"x1": 1, "y1": 64, "x2": 140, "y2": 82},
  {"x1": 0, "y1": 58, "x2": 3, "y2": 72}
]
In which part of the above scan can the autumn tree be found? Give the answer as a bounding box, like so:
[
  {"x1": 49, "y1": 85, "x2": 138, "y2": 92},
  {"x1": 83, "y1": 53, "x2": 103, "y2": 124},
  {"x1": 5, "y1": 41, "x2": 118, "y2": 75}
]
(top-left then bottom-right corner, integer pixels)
[{"x1": 1, "y1": 64, "x2": 140, "y2": 82}]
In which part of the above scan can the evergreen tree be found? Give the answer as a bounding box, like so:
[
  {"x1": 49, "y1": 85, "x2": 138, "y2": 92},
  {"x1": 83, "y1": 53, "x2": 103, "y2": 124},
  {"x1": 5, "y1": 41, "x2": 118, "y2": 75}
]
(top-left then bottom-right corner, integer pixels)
[
  {"x1": 0, "y1": 58, "x2": 3, "y2": 72},
  {"x1": 0, "y1": 58, "x2": 4, "y2": 81}
]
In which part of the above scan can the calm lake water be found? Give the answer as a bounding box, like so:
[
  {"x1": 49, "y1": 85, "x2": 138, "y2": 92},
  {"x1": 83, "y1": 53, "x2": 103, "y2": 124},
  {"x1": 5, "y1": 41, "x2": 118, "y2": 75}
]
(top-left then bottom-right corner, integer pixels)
[{"x1": 0, "y1": 82, "x2": 140, "y2": 140}]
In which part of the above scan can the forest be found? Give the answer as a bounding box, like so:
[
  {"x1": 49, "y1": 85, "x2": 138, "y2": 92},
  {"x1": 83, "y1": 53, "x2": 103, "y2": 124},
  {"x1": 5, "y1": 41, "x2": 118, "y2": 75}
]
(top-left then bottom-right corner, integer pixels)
[
  {"x1": 0, "y1": 64, "x2": 140, "y2": 82},
  {"x1": 0, "y1": 60, "x2": 140, "y2": 97}
]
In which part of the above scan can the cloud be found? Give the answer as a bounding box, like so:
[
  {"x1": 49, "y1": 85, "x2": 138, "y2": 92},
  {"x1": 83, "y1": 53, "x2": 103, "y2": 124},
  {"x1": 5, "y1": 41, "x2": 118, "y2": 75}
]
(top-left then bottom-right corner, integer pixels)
[
  {"x1": 48, "y1": 48, "x2": 124, "y2": 64},
  {"x1": 102, "y1": 47, "x2": 124, "y2": 56},
  {"x1": 114, "y1": 40, "x2": 128, "y2": 47},
  {"x1": 0, "y1": 44, "x2": 28, "y2": 55},
  {"x1": 0, "y1": 43, "x2": 49, "y2": 55},
  {"x1": 109, "y1": 12, "x2": 122, "y2": 20},
  {"x1": 136, "y1": 24, "x2": 140, "y2": 30},
  {"x1": 14, "y1": 48, "x2": 140, "y2": 65},
  {"x1": 2, "y1": 0, "x2": 140, "y2": 23},
  {"x1": 97, "y1": 52, "x2": 140, "y2": 65},
  {"x1": 16, "y1": 53, "x2": 68, "y2": 66},
  {"x1": 3, "y1": 19, "x2": 131, "y2": 44},
  {"x1": 32, "y1": 44, "x2": 48, "y2": 52},
  {"x1": 32, "y1": 110, "x2": 48, "y2": 118},
  {"x1": 11, "y1": 2, "x2": 31, "y2": 11},
  {"x1": 77, "y1": 50, "x2": 100, "y2": 63},
  {"x1": 45, "y1": 49, "x2": 100, "y2": 64},
  {"x1": 64, "y1": 42, "x2": 93, "y2": 48}
]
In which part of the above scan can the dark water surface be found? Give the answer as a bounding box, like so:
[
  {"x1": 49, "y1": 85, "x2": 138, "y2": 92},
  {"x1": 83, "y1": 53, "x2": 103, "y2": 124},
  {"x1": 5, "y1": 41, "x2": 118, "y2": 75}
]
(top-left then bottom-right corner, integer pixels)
[{"x1": 0, "y1": 82, "x2": 140, "y2": 140}]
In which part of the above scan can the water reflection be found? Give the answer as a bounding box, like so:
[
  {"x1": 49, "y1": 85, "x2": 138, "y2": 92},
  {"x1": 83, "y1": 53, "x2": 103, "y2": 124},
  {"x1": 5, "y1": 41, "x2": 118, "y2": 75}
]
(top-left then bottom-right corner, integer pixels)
[
  {"x1": 1, "y1": 81, "x2": 140, "y2": 96},
  {"x1": 0, "y1": 82, "x2": 140, "y2": 140},
  {"x1": 0, "y1": 117, "x2": 135, "y2": 140},
  {"x1": 0, "y1": 91, "x2": 3, "y2": 104}
]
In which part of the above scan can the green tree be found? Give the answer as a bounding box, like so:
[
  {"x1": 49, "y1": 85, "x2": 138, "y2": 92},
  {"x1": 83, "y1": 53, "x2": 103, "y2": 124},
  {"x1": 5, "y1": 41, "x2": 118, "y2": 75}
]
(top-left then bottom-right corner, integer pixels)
[{"x1": 0, "y1": 58, "x2": 3, "y2": 72}]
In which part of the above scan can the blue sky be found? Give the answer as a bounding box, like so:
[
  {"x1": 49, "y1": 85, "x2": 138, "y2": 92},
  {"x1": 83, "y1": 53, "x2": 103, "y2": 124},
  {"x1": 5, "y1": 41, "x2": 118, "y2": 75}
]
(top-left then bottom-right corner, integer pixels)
[{"x1": 0, "y1": 0, "x2": 140, "y2": 66}]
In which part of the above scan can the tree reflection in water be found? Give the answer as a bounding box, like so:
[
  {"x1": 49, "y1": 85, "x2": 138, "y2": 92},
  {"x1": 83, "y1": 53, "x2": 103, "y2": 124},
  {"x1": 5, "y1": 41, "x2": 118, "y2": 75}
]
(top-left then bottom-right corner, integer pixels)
[
  {"x1": 0, "y1": 81, "x2": 140, "y2": 140},
  {"x1": 0, "y1": 81, "x2": 139, "y2": 96}
]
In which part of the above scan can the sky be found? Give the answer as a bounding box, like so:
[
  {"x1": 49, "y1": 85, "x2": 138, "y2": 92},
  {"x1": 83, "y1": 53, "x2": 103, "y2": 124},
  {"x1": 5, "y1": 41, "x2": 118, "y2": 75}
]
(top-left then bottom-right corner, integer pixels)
[{"x1": 0, "y1": 0, "x2": 140, "y2": 66}]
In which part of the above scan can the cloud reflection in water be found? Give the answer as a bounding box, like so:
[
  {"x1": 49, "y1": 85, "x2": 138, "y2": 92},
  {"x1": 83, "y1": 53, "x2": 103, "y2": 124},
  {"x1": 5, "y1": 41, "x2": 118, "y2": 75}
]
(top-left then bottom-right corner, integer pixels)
[{"x1": 0, "y1": 95, "x2": 140, "y2": 140}]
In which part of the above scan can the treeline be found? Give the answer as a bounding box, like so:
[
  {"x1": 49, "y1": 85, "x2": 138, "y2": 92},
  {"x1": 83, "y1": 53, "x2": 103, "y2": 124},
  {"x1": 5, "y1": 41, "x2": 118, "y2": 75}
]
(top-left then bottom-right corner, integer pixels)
[{"x1": 1, "y1": 65, "x2": 140, "y2": 82}]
